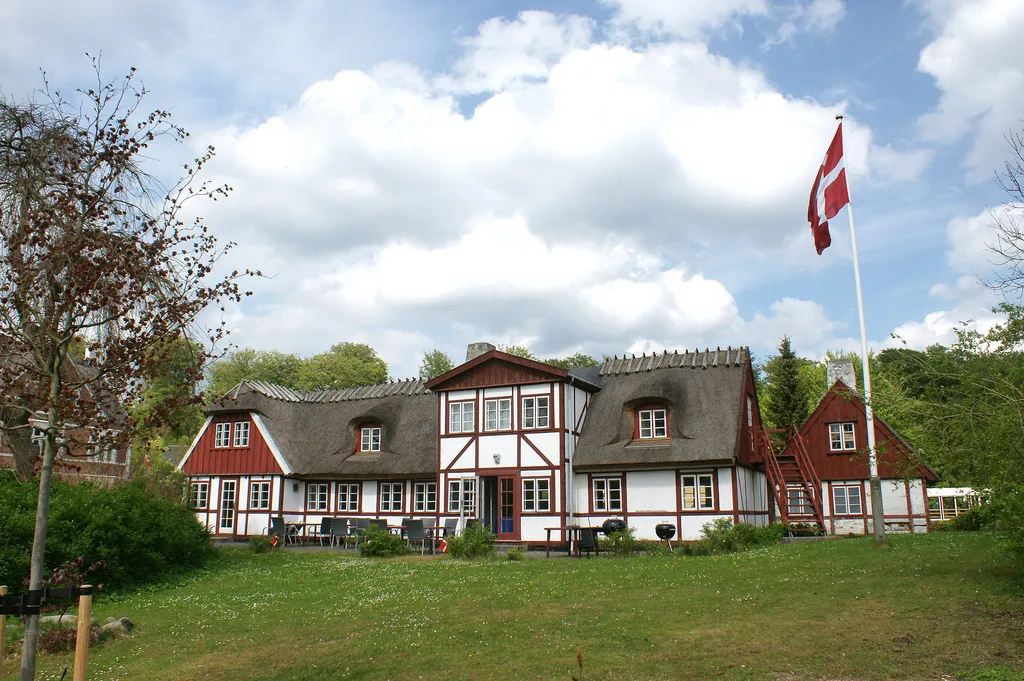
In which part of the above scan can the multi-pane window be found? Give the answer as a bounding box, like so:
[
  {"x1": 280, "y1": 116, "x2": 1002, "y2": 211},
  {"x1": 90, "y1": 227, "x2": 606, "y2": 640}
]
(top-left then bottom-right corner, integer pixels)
[
  {"x1": 522, "y1": 396, "x2": 550, "y2": 429},
  {"x1": 833, "y1": 485, "x2": 863, "y2": 515},
  {"x1": 380, "y1": 482, "x2": 404, "y2": 512},
  {"x1": 484, "y1": 398, "x2": 512, "y2": 431},
  {"x1": 593, "y1": 477, "x2": 623, "y2": 512},
  {"x1": 682, "y1": 474, "x2": 715, "y2": 510},
  {"x1": 307, "y1": 483, "x2": 329, "y2": 512},
  {"x1": 522, "y1": 478, "x2": 551, "y2": 512},
  {"x1": 361, "y1": 426, "x2": 382, "y2": 452},
  {"x1": 638, "y1": 408, "x2": 668, "y2": 439},
  {"x1": 829, "y1": 423, "x2": 856, "y2": 451},
  {"x1": 234, "y1": 421, "x2": 250, "y2": 447},
  {"x1": 250, "y1": 480, "x2": 271, "y2": 509},
  {"x1": 449, "y1": 402, "x2": 475, "y2": 434},
  {"x1": 214, "y1": 423, "x2": 231, "y2": 448},
  {"x1": 787, "y1": 486, "x2": 811, "y2": 515},
  {"x1": 191, "y1": 481, "x2": 209, "y2": 509},
  {"x1": 448, "y1": 478, "x2": 477, "y2": 516},
  {"x1": 337, "y1": 482, "x2": 360, "y2": 512},
  {"x1": 414, "y1": 482, "x2": 437, "y2": 512}
]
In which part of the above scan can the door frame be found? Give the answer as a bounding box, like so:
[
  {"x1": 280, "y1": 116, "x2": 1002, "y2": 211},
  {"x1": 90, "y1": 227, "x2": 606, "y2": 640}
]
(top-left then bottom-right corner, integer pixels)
[
  {"x1": 496, "y1": 474, "x2": 519, "y2": 540},
  {"x1": 219, "y1": 477, "x2": 239, "y2": 537}
]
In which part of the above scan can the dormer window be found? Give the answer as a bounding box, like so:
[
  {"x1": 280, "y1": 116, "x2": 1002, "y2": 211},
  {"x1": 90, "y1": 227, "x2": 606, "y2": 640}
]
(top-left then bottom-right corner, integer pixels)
[
  {"x1": 360, "y1": 425, "x2": 382, "y2": 452},
  {"x1": 636, "y1": 407, "x2": 668, "y2": 439}
]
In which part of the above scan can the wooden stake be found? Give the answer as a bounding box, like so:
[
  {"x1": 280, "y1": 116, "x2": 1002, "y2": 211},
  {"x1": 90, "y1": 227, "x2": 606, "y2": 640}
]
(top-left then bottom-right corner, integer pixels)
[
  {"x1": 73, "y1": 586, "x2": 93, "y2": 681},
  {"x1": 0, "y1": 585, "x2": 6, "y2": 681}
]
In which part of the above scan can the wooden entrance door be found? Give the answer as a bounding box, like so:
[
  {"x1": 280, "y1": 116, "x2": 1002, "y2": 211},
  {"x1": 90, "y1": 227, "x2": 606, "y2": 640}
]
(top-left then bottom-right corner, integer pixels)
[
  {"x1": 219, "y1": 479, "x2": 237, "y2": 535},
  {"x1": 497, "y1": 475, "x2": 517, "y2": 540}
]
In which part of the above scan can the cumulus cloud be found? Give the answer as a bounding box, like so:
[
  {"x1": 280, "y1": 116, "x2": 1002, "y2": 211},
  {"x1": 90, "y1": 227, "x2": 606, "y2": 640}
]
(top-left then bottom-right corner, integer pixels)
[
  {"x1": 916, "y1": 0, "x2": 1024, "y2": 177},
  {"x1": 603, "y1": 0, "x2": 768, "y2": 38}
]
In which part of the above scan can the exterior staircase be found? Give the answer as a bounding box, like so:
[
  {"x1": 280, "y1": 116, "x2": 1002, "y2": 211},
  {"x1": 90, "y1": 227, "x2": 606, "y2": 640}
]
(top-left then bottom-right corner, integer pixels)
[{"x1": 756, "y1": 426, "x2": 827, "y2": 534}]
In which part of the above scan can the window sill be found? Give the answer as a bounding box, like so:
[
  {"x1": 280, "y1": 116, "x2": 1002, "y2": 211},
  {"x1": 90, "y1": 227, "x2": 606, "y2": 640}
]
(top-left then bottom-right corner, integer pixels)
[{"x1": 627, "y1": 438, "x2": 672, "y2": 448}]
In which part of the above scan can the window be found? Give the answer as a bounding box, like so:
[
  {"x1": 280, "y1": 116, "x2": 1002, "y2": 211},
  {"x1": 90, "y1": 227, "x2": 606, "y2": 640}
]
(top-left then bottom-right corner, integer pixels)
[
  {"x1": 833, "y1": 485, "x2": 863, "y2": 515},
  {"x1": 307, "y1": 483, "x2": 329, "y2": 512},
  {"x1": 250, "y1": 481, "x2": 271, "y2": 510},
  {"x1": 747, "y1": 396, "x2": 753, "y2": 427},
  {"x1": 214, "y1": 423, "x2": 231, "y2": 448},
  {"x1": 234, "y1": 421, "x2": 250, "y2": 447},
  {"x1": 360, "y1": 426, "x2": 382, "y2": 452},
  {"x1": 829, "y1": 422, "x2": 856, "y2": 451},
  {"x1": 448, "y1": 478, "x2": 477, "y2": 516},
  {"x1": 682, "y1": 474, "x2": 715, "y2": 510},
  {"x1": 449, "y1": 402, "x2": 475, "y2": 434},
  {"x1": 522, "y1": 396, "x2": 550, "y2": 429},
  {"x1": 637, "y1": 408, "x2": 668, "y2": 439},
  {"x1": 787, "y1": 487, "x2": 812, "y2": 515},
  {"x1": 337, "y1": 482, "x2": 360, "y2": 512},
  {"x1": 191, "y1": 481, "x2": 209, "y2": 509},
  {"x1": 522, "y1": 478, "x2": 551, "y2": 512},
  {"x1": 593, "y1": 477, "x2": 623, "y2": 512},
  {"x1": 380, "y1": 482, "x2": 404, "y2": 512},
  {"x1": 414, "y1": 482, "x2": 437, "y2": 512},
  {"x1": 484, "y1": 398, "x2": 512, "y2": 431}
]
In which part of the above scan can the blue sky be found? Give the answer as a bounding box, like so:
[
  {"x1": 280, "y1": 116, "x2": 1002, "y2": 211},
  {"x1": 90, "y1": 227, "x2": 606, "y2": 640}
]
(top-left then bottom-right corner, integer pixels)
[{"x1": 3, "y1": 0, "x2": 1023, "y2": 377}]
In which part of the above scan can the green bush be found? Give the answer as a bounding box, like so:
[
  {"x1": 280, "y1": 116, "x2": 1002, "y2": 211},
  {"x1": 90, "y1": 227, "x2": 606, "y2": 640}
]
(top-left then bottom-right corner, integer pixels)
[
  {"x1": 681, "y1": 520, "x2": 785, "y2": 556},
  {"x1": 0, "y1": 475, "x2": 212, "y2": 592},
  {"x1": 600, "y1": 528, "x2": 638, "y2": 556},
  {"x1": 249, "y1": 535, "x2": 274, "y2": 554},
  {"x1": 933, "y1": 505, "x2": 997, "y2": 532},
  {"x1": 505, "y1": 547, "x2": 525, "y2": 561},
  {"x1": 446, "y1": 521, "x2": 496, "y2": 559},
  {"x1": 962, "y1": 665, "x2": 1024, "y2": 681},
  {"x1": 358, "y1": 525, "x2": 409, "y2": 557}
]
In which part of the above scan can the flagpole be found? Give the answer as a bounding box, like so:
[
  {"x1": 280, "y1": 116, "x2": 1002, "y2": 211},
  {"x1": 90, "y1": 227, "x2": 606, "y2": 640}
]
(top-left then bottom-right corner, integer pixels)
[{"x1": 837, "y1": 114, "x2": 886, "y2": 543}]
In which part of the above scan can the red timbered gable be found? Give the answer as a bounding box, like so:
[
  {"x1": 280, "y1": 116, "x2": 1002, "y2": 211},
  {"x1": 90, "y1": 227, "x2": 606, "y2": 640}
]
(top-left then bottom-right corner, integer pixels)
[
  {"x1": 181, "y1": 413, "x2": 284, "y2": 476},
  {"x1": 426, "y1": 350, "x2": 568, "y2": 391},
  {"x1": 791, "y1": 382, "x2": 936, "y2": 481},
  {"x1": 734, "y1": 361, "x2": 762, "y2": 468}
]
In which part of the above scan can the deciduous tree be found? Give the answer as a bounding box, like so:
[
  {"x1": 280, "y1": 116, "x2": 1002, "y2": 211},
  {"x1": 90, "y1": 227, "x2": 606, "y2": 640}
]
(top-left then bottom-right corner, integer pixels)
[{"x1": 419, "y1": 349, "x2": 454, "y2": 381}]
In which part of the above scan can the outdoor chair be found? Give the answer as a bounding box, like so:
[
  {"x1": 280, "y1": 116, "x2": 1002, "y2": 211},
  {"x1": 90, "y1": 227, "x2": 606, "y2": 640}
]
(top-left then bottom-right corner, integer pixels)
[
  {"x1": 330, "y1": 518, "x2": 350, "y2": 549},
  {"x1": 423, "y1": 517, "x2": 436, "y2": 529},
  {"x1": 404, "y1": 519, "x2": 427, "y2": 555},
  {"x1": 314, "y1": 517, "x2": 333, "y2": 546},
  {"x1": 578, "y1": 527, "x2": 597, "y2": 558},
  {"x1": 353, "y1": 518, "x2": 371, "y2": 548},
  {"x1": 443, "y1": 517, "x2": 458, "y2": 537},
  {"x1": 401, "y1": 517, "x2": 415, "y2": 539},
  {"x1": 370, "y1": 518, "x2": 389, "y2": 533}
]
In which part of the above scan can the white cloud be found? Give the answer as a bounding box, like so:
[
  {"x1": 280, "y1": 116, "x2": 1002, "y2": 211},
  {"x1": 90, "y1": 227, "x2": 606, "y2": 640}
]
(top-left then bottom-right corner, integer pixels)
[
  {"x1": 917, "y1": 0, "x2": 1024, "y2": 177},
  {"x1": 603, "y1": 0, "x2": 768, "y2": 38},
  {"x1": 762, "y1": 0, "x2": 846, "y2": 49},
  {"x1": 946, "y1": 211, "x2": 997, "y2": 274}
]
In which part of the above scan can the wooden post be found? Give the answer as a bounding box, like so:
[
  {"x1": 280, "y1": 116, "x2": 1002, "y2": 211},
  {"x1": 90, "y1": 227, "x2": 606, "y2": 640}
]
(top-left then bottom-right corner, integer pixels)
[
  {"x1": 73, "y1": 585, "x2": 93, "y2": 681},
  {"x1": 0, "y1": 585, "x2": 6, "y2": 681}
]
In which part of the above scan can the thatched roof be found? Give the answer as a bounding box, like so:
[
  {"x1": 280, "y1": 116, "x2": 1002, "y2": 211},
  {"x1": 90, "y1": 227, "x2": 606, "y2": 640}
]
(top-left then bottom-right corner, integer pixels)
[
  {"x1": 208, "y1": 379, "x2": 436, "y2": 479},
  {"x1": 574, "y1": 347, "x2": 749, "y2": 470}
]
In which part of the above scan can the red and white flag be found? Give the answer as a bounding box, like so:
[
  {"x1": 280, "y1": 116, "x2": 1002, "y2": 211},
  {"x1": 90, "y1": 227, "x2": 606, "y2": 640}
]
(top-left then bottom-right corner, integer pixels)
[{"x1": 808, "y1": 122, "x2": 851, "y2": 254}]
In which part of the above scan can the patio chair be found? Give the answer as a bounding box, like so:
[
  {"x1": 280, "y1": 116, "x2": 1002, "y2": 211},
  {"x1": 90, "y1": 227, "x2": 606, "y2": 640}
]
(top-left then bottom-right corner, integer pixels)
[
  {"x1": 370, "y1": 518, "x2": 389, "y2": 533},
  {"x1": 313, "y1": 517, "x2": 333, "y2": 547},
  {"x1": 404, "y1": 519, "x2": 427, "y2": 554},
  {"x1": 578, "y1": 527, "x2": 597, "y2": 558},
  {"x1": 442, "y1": 517, "x2": 458, "y2": 537},
  {"x1": 330, "y1": 518, "x2": 350, "y2": 549},
  {"x1": 353, "y1": 518, "x2": 371, "y2": 548},
  {"x1": 268, "y1": 517, "x2": 290, "y2": 545},
  {"x1": 423, "y1": 517, "x2": 437, "y2": 529}
]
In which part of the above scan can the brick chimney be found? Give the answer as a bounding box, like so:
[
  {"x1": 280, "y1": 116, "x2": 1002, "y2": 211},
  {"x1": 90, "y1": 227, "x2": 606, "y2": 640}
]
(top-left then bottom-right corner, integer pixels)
[{"x1": 466, "y1": 342, "x2": 496, "y2": 363}]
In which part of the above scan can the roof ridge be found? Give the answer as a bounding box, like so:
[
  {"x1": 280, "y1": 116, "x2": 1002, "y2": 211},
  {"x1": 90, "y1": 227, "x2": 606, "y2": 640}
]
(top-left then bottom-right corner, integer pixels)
[
  {"x1": 599, "y1": 346, "x2": 749, "y2": 376},
  {"x1": 232, "y1": 377, "x2": 432, "y2": 403}
]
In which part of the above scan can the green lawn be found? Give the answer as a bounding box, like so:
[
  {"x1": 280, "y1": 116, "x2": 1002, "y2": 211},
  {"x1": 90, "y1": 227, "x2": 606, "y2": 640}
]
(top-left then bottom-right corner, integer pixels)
[{"x1": 7, "y1": 532, "x2": 1024, "y2": 680}]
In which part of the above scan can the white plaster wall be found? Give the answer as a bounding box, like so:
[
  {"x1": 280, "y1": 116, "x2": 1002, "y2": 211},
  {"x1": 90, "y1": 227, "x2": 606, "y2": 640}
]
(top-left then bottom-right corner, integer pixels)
[
  {"x1": 441, "y1": 436, "x2": 475, "y2": 470},
  {"x1": 210, "y1": 476, "x2": 221, "y2": 512},
  {"x1": 882, "y1": 479, "x2": 909, "y2": 515},
  {"x1": 482, "y1": 387, "x2": 513, "y2": 398},
  {"x1": 478, "y1": 434, "x2": 517, "y2": 468},
  {"x1": 909, "y1": 480, "x2": 925, "y2": 514},
  {"x1": 717, "y1": 469, "x2": 734, "y2": 512},
  {"x1": 520, "y1": 515, "x2": 561, "y2": 541},
  {"x1": 522, "y1": 431, "x2": 559, "y2": 467},
  {"x1": 282, "y1": 478, "x2": 304, "y2": 514},
  {"x1": 521, "y1": 383, "x2": 550, "y2": 395},
  {"x1": 448, "y1": 389, "x2": 475, "y2": 401},
  {"x1": 630, "y1": 515, "x2": 678, "y2": 541},
  {"x1": 626, "y1": 470, "x2": 676, "y2": 511},
  {"x1": 573, "y1": 473, "x2": 589, "y2": 513},
  {"x1": 363, "y1": 480, "x2": 378, "y2": 514}
]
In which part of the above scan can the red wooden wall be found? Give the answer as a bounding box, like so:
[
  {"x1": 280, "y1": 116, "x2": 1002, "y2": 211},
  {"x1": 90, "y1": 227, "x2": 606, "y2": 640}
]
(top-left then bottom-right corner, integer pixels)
[
  {"x1": 433, "y1": 360, "x2": 564, "y2": 390},
  {"x1": 795, "y1": 386, "x2": 935, "y2": 481},
  {"x1": 735, "y1": 365, "x2": 761, "y2": 467},
  {"x1": 182, "y1": 413, "x2": 283, "y2": 475}
]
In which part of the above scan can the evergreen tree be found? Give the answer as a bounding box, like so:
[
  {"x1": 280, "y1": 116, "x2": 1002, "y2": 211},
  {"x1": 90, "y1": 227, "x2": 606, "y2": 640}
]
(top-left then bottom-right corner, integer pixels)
[{"x1": 764, "y1": 337, "x2": 812, "y2": 430}]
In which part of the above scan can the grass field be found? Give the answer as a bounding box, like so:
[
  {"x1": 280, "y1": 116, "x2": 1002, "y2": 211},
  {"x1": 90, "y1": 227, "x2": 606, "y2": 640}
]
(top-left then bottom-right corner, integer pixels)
[{"x1": 4, "y1": 532, "x2": 1023, "y2": 680}]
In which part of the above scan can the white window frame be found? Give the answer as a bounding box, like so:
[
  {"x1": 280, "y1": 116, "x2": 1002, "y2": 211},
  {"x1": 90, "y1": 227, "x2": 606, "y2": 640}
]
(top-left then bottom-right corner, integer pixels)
[
  {"x1": 522, "y1": 478, "x2": 551, "y2": 512},
  {"x1": 747, "y1": 396, "x2": 754, "y2": 427},
  {"x1": 787, "y1": 486, "x2": 812, "y2": 515},
  {"x1": 832, "y1": 484, "x2": 863, "y2": 515},
  {"x1": 522, "y1": 396, "x2": 550, "y2": 429},
  {"x1": 829, "y1": 422, "x2": 856, "y2": 451},
  {"x1": 233, "y1": 421, "x2": 250, "y2": 447},
  {"x1": 681, "y1": 473, "x2": 715, "y2": 510},
  {"x1": 592, "y1": 477, "x2": 623, "y2": 512},
  {"x1": 448, "y1": 478, "x2": 477, "y2": 516},
  {"x1": 638, "y1": 408, "x2": 668, "y2": 439},
  {"x1": 380, "y1": 482, "x2": 404, "y2": 512},
  {"x1": 250, "y1": 480, "x2": 271, "y2": 510},
  {"x1": 449, "y1": 401, "x2": 475, "y2": 434},
  {"x1": 214, "y1": 423, "x2": 231, "y2": 448},
  {"x1": 361, "y1": 426, "x2": 382, "y2": 452},
  {"x1": 336, "y1": 482, "x2": 360, "y2": 512},
  {"x1": 484, "y1": 398, "x2": 512, "y2": 432},
  {"x1": 414, "y1": 482, "x2": 437, "y2": 512},
  {"x1": 191, "y1": 481, "x2": 209, "y2": 509},
  {"x1": 306, "y1": 483, "x2": 329, "y2": 512}
]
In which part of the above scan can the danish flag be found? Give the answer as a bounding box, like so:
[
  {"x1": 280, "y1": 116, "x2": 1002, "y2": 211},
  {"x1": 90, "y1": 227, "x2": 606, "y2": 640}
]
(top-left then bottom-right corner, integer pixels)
[{"x1": 808, "y1": 122, "x2": 851, "y2": 254}]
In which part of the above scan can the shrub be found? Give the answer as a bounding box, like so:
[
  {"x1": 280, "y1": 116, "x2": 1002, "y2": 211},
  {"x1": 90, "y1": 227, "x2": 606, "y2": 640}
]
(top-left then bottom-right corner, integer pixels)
[
  {"x1": 600, "y1": 528, "x2": 638, "y2": 556},
  {"x1": 943, "y1": 506, "x2": 996, "y2": 532},
  {"x1": 505, "y1": 547, "x2": 525, "y2": 561},
  {"x1": 0, "y1": 475, "x2": 213, "y2": 592},
  {"x1": 684, "y1": 520, "x2": 786, "y2": 556},
  {"x1": 446, "y1": 521, "x2": 496, "y2": 559},
  {"x1": 249, "y1": 535, "x2": 274, "y2": 554},
  {"x1": 358, "y1": 525, "x2": 409, "y2": 557}
]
